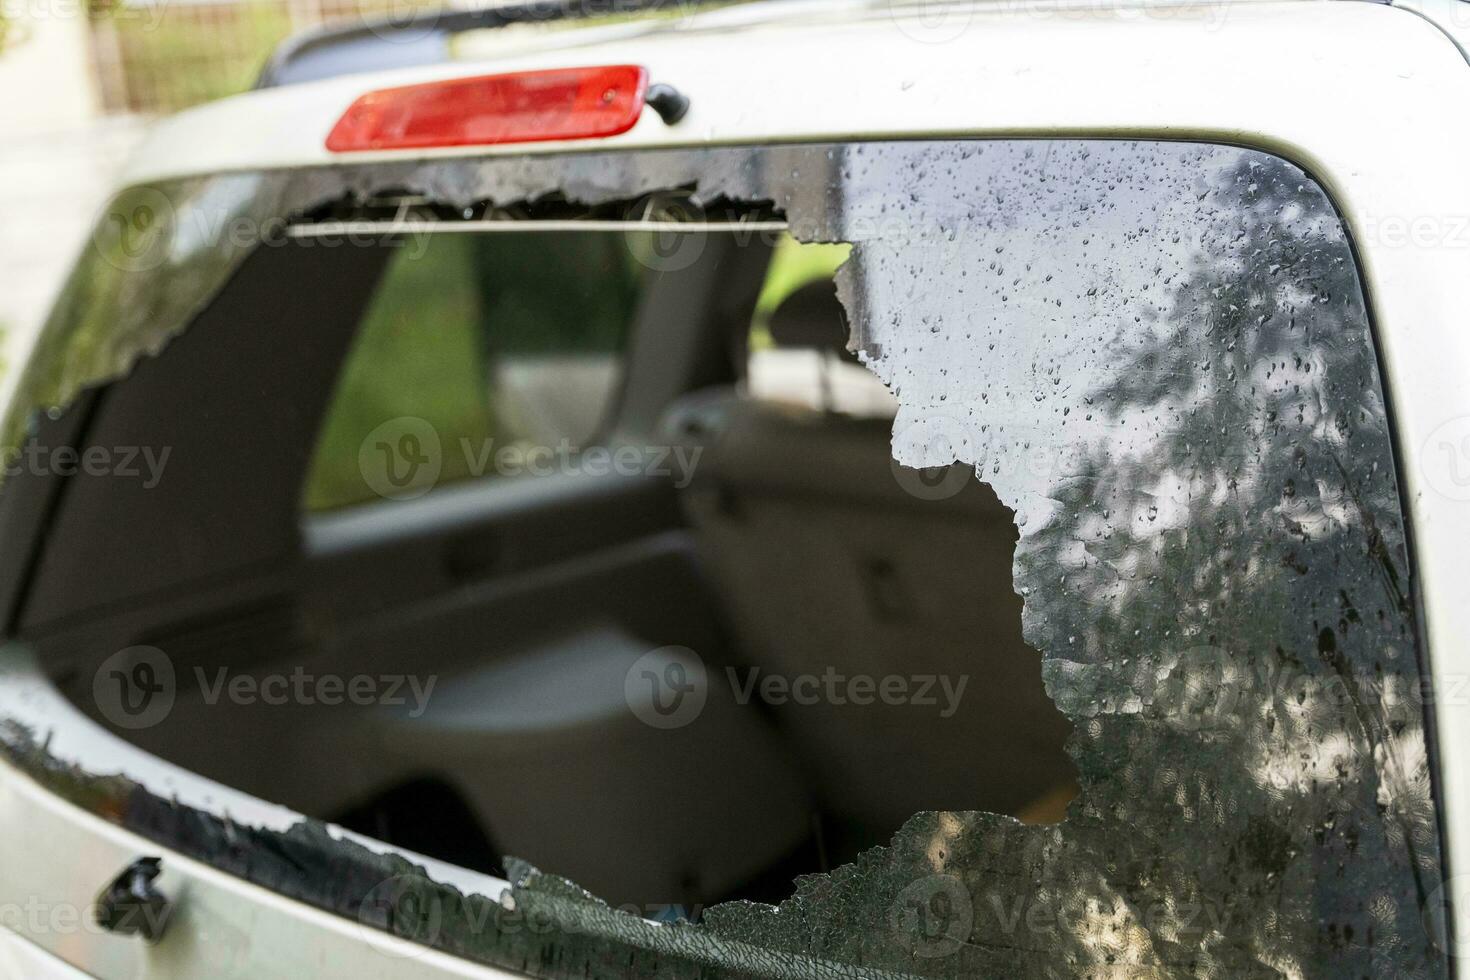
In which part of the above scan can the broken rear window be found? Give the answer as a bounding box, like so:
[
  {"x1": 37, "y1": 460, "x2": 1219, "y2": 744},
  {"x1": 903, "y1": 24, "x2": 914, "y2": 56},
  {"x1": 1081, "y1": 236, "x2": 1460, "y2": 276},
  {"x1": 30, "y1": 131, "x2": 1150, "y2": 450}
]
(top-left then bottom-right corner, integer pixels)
[{"x1": 0, "y1": 139, "x2": 1445, "y2": 977}]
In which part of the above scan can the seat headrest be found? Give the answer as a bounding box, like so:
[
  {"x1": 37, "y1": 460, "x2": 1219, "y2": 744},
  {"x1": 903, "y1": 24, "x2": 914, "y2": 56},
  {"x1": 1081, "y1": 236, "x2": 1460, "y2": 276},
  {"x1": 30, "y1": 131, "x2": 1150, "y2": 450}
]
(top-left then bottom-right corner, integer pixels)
[{"x1": 767, "y1": 280, "x2": 857, "y2": 362}]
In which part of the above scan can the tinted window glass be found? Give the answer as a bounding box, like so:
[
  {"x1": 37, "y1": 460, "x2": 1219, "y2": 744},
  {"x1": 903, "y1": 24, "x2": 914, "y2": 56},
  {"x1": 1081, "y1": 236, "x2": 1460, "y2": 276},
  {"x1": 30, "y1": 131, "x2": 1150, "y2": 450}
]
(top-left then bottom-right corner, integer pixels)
[
  {"x1": 303, "y1": 232, "x2": 644, "y2": 510},
  {"x1": 6, "y1": 140, "x2": 1443, "y2": 979}
]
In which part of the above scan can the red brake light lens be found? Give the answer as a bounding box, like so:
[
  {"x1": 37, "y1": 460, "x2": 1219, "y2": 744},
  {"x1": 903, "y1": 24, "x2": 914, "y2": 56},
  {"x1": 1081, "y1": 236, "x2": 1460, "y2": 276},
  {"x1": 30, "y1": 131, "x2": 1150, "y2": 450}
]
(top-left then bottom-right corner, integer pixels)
[{"x1": 326, "y1": 64, "x2": 650, "y2": 152}]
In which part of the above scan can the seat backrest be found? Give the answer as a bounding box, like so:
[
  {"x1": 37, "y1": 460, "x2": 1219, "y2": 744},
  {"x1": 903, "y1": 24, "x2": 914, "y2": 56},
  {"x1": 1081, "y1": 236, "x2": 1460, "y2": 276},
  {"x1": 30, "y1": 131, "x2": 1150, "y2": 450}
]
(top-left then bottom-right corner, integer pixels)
[{"x1": 662, "y1": 286, "x2": 1075, "y2": 832}]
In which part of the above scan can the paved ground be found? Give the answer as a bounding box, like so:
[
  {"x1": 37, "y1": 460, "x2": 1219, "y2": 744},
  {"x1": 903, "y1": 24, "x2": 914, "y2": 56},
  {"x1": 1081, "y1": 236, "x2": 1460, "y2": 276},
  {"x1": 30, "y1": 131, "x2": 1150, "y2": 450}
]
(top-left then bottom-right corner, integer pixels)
[
  {"x1": 0, "y1": 120, "x2": 148, "y2": 373},
  {"x1": 0, "y1": 13, "x2": 148, "y2": 405}
]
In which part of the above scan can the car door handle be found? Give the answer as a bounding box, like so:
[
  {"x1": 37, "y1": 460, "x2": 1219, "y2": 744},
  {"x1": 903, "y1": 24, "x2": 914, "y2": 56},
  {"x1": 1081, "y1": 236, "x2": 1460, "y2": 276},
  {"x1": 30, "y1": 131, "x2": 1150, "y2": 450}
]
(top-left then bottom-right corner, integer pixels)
[{"x1": 94, "y1": 856, "x2": 172, "y2": 943}]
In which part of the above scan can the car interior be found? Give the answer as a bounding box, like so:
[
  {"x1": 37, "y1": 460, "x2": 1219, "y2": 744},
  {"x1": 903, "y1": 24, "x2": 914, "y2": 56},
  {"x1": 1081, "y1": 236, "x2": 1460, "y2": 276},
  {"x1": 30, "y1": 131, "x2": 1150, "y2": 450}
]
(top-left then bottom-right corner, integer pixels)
[{"x1": 0, "y1": 225, "x2": 1076, "y2": 914}]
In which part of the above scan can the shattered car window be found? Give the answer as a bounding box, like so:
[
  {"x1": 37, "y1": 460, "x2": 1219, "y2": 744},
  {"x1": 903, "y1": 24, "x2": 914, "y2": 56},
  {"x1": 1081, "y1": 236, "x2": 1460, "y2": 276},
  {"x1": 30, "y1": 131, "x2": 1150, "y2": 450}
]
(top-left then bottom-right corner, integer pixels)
[
  {"x1": 715, "y1": 142, "x2": 1444, "y2": 976},
  {"x1": 0, "y1": 140, "x2": 1444, "y2": 977}
]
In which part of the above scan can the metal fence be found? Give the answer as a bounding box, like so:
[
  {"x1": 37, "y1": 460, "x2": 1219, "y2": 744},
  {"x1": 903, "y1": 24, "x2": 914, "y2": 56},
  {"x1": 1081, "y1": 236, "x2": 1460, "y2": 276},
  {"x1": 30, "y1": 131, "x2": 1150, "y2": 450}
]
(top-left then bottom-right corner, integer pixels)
[{"x1": 87, "y1": 0, "x2": 441, "y2": 114}]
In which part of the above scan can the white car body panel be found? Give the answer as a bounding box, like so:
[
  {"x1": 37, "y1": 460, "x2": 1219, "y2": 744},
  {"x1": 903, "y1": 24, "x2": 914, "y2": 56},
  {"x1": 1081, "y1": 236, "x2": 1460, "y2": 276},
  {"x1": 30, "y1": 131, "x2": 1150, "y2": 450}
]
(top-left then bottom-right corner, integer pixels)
[
  {"x1": 0, "y1": 923, "x2": 92, "y2": 979},
  {"x1": 0, "y1": 647, "x2": 520, "y2": 978},
  {"x1": 7, "y1": 0, "x2": 1470, "y2": 973},
  {"x1": 0, "y1": 758, "x2": 520, "y2": 978}
]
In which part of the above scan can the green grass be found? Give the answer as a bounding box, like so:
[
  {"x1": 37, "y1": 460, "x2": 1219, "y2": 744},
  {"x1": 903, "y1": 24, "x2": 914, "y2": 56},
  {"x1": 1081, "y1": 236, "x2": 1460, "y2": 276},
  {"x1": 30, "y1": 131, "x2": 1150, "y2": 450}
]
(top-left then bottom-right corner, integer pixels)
[
  {"x1": 300, "y1": 231, "x2": 642, "y2": 510},
  {"x1": 302, "y1": 234, "x2": 845, "y2": 512},
  {"x1": 750, "y1": 240, "x2": 851, "y2": 350},
  {"x1": 301, "y1": 238, "x2": 495, "y2": 511},
  {"x1": 103, "y1": 3, "x2": 295, "y2": 112}
]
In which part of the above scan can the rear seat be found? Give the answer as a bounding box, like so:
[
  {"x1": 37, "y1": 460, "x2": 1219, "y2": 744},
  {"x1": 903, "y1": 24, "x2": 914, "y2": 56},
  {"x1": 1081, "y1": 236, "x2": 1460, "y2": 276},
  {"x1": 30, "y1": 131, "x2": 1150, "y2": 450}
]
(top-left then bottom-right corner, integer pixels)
[{"x1": 661, "y1": 281, "x2": 1076, "y2": 833}]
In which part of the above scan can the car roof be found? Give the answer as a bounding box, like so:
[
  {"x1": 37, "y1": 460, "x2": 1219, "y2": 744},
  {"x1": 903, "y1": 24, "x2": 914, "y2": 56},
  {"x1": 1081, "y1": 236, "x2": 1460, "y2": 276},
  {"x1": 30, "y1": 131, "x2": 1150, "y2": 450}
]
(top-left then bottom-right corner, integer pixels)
[
  {"x1": 250, "y1": 0, "x2": 1470, "y2": 93},
  {"x1": 117, "y1": 0, "x2": 1470, "y2": 184},
  {"x1": 255, "y1": 0, "x2": 867, "y2": 89}
]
